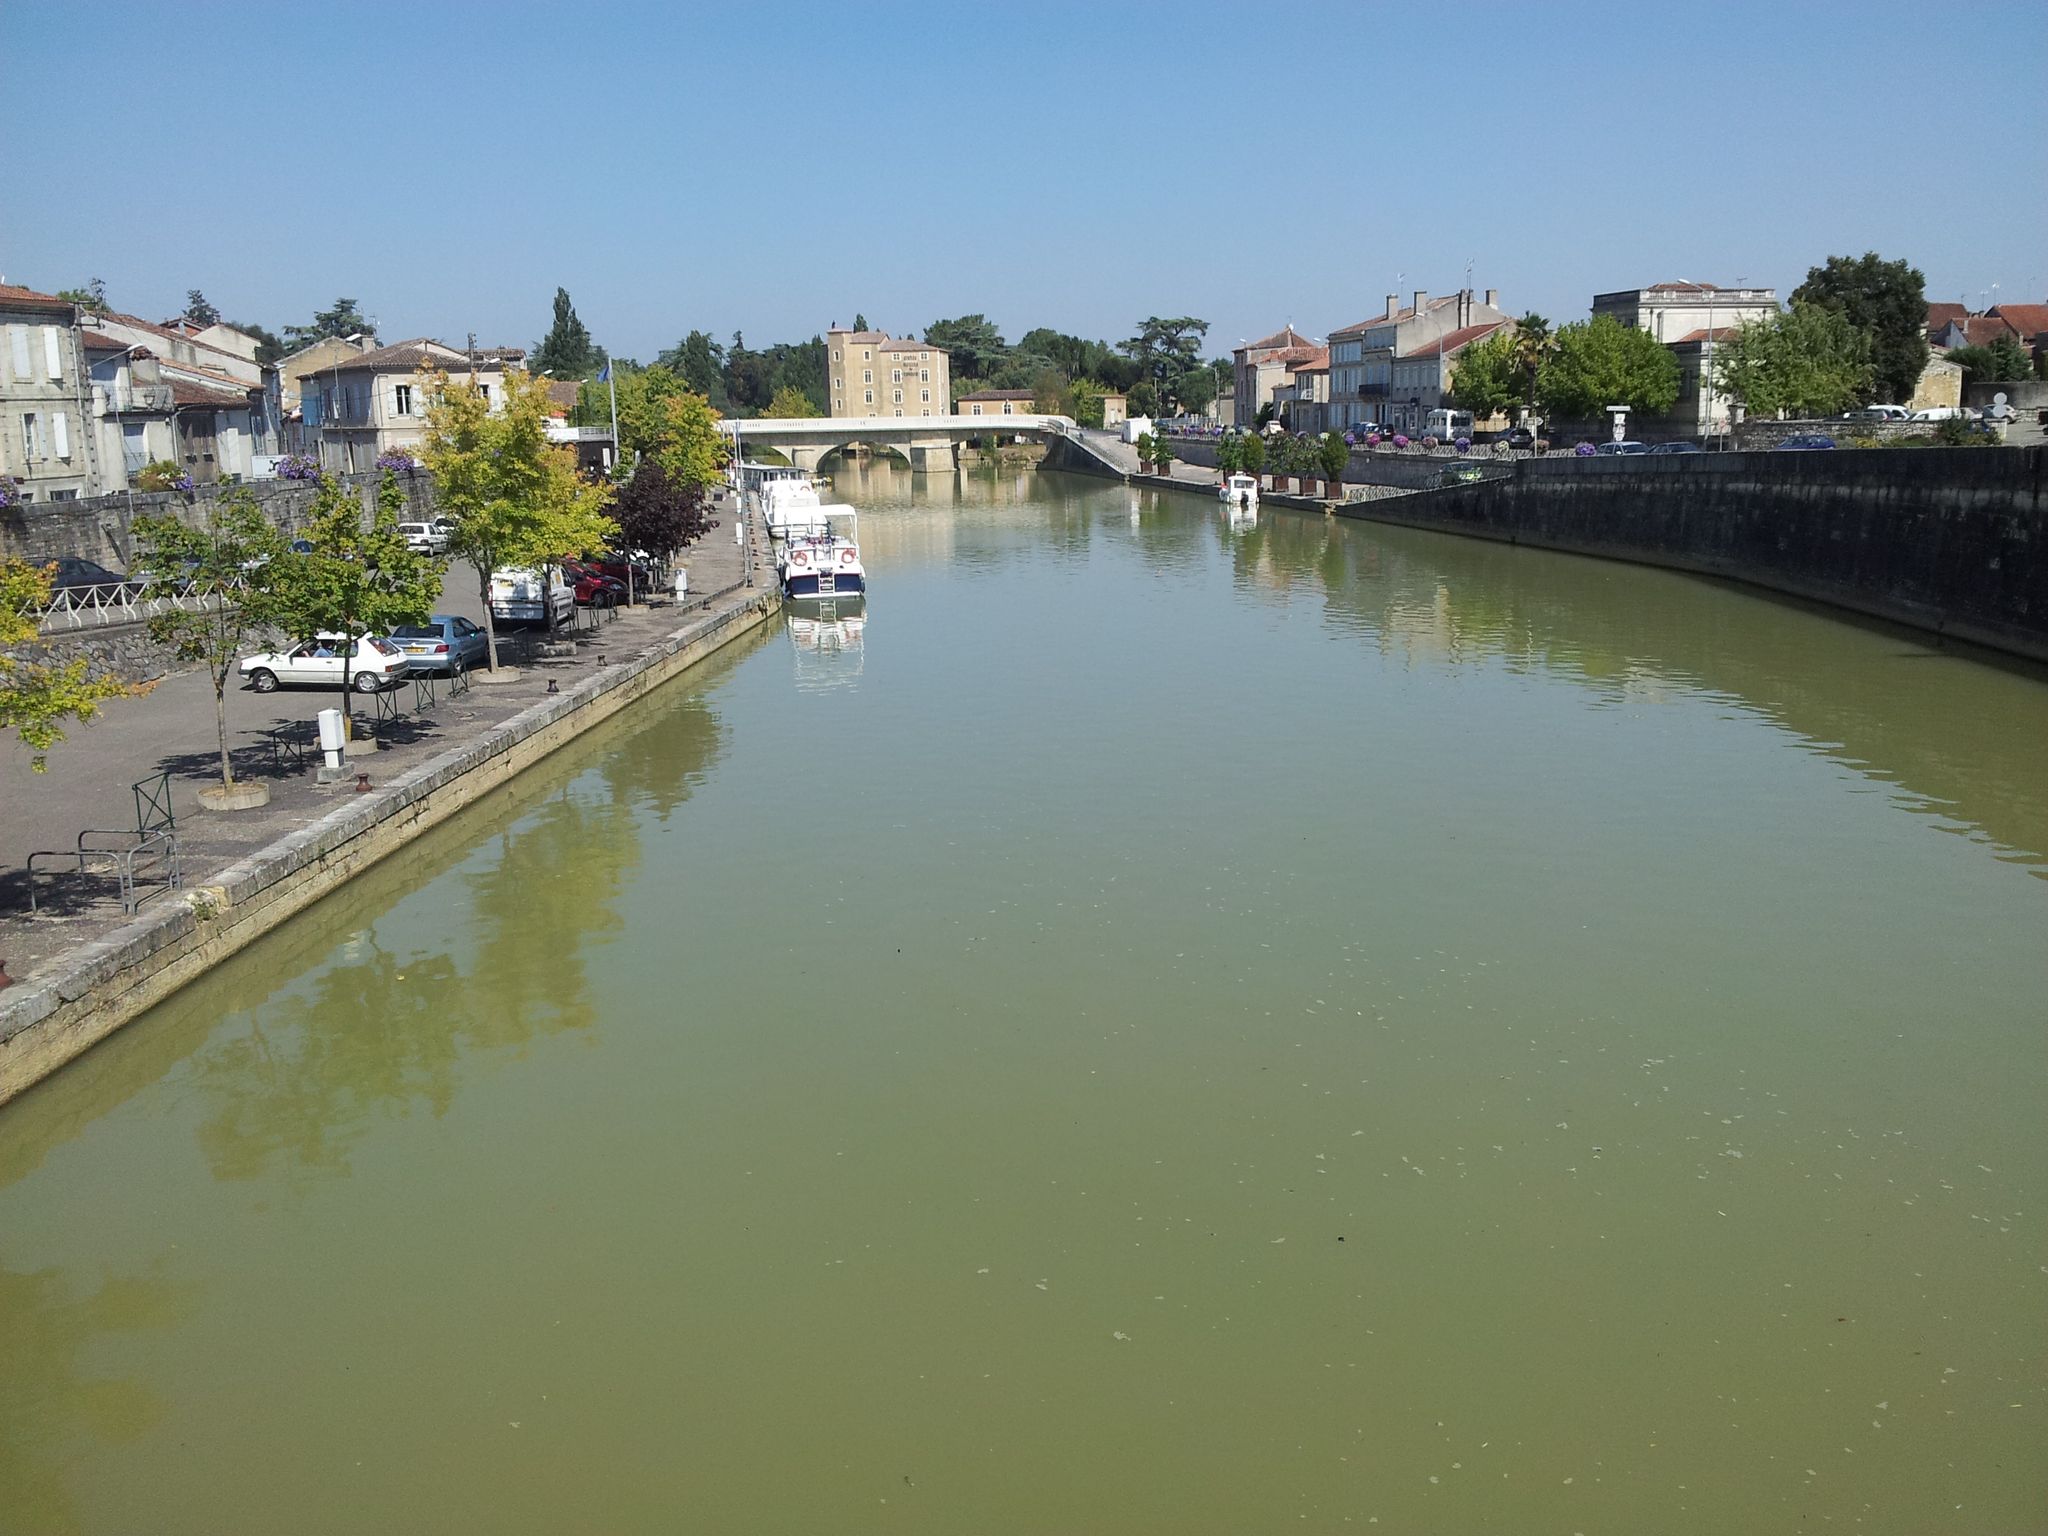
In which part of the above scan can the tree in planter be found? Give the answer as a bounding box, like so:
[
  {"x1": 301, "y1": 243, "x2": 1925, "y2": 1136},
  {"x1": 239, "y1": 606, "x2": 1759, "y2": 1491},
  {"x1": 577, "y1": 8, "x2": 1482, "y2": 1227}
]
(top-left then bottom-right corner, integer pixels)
[
  {"x1": 132, "y1": 490, "x2": 286, "y2": 793},
  {"x1": 1, "y1": 557, "x2": 132, "y2": 771},
  {"x1": 269, "y1": 472, "x2": 442, "y2": 732},
  {"x1": 1237, "y1": 430, "x2": 1267, "y2": 478},
  {"x1": 1214, "y1": 433, "x2": 1242, "y2": 475},
  {"x1": 1537, "y1": 315, "x2": 1681, "y2": 420},
  {"x1": 1150, "y1": 434, "x2": 1175, "y2": 475},
  {"x1": 1315, "y1": 431, "x2": 1351, "y2": 491}
]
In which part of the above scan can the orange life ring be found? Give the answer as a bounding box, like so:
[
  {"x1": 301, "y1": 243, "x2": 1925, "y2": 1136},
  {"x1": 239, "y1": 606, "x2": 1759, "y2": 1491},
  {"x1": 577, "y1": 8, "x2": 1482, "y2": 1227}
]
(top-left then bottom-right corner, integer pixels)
[
  {"x1": 839, "y1": 549, "x2": 855, "y2": 565},
  {"x1": 791, "y1": 550, "x2": 809, "y2": 566}
]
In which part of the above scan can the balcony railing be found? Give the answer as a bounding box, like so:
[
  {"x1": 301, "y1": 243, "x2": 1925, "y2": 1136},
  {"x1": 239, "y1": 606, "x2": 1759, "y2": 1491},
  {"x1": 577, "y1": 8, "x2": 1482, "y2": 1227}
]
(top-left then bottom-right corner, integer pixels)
[{"x1": 1357, "y1": 383, "x2": 1389, "y2": 398}]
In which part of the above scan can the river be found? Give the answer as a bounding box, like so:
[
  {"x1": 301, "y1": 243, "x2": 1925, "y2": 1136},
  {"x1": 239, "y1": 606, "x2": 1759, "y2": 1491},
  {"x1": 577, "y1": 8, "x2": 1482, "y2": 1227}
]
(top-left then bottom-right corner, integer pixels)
[{"x1": 2, "y1": 464, "x2": 2044, "y2": 1533}]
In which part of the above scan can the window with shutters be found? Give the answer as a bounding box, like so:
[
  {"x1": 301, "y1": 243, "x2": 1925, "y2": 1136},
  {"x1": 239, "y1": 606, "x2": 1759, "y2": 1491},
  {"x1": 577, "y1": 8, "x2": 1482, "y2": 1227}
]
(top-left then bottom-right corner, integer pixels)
[
  {"x1": 22, "y1": 412, "x2": 43, "y2": 460},
  {"x1": 8, "y1": 326, "x2": 30, "y2": 381},
  {"x1": 393, "y1": 384, "x2": 414, "y2": 416},
  {"x1": 43, "y1": 326, "x2": 63, "y2": 380},
  {"x1": 52, "y1": 411, "x2": 70, "y2": 458}
]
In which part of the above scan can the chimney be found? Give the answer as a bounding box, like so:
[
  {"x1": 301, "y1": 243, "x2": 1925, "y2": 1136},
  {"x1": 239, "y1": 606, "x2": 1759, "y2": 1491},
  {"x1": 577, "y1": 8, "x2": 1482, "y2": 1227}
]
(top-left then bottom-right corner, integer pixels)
[
  {"x1": 1413, "y1": 290, "x2": 1428, "y2": 315},
  {"x1": 1458, "y1": 290, "x2": 1471, "y2": 327},
  {"x1": 1484, "y1": 288, "x2": 1498, "y2": 309},
  {"x1": 1384, "y1": 294, "x2": 1398, "y2": 319}
]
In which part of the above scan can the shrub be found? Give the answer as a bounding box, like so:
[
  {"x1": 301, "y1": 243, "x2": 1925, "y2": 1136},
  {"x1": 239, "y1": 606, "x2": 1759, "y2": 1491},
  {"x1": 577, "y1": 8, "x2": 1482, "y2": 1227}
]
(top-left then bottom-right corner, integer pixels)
[
  {"x1": 374, "y1": 450, "x2": 417, "y2": 472},
  {"x1": 1422, "y1": 434, "x2": 1440, "y2": 450},
  {"x1": 1392, "y1": 434, "x2": 1410, "y2": 449},
  {"x1": 1935, "y1": 415, "x2": 1981, "y2": 446},
  {"x1": 1364, "y1": 432, "x2": 1381, "y2": 447},
  {"x1": 1574, "y1": 441, "x2": 1597, "y2": 457},
  {"x1": 276, "y1": 453, "x2": 322, "y2": 481},
  {"x1": 1454, "y1": 436, "x2": 1472, "y2": 453},
  {"x1": 0, "y1": 476, "x2": 19, "y2": 511},
  {"x1": 135, "y1": 459, "x2": 184, "y2": 491}
]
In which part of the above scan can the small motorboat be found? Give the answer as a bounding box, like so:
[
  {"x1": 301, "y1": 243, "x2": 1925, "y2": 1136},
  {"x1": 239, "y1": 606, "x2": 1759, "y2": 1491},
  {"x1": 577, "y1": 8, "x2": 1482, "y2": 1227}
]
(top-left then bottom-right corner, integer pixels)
[{"x1": 1219, "y1": 472, "x2": 1260, "y2": 510}]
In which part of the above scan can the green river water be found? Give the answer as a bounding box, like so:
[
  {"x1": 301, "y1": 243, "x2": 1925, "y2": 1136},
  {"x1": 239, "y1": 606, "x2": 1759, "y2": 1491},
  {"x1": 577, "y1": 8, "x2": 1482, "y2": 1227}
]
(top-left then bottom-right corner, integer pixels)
[{"x1": 2, "y1": 465, "x2": 2044, "y2": 1533}]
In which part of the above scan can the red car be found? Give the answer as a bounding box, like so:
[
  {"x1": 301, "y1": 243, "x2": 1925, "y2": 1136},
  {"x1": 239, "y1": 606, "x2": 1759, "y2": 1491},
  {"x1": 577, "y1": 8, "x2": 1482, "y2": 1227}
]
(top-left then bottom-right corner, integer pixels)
[{"x1": 559, "y1": 560, "x2": 622, "y2": 607}]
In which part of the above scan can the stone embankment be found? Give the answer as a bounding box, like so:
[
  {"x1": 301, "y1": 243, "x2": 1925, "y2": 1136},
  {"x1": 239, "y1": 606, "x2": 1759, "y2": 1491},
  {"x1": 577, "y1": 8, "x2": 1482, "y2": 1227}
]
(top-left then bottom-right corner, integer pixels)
[
  {"x1": 0, "y1": 575, "x2": 779, "y2": 1106},
  {"x1": 1334, "y1": 446, "x2": 2048, "y2": 663}
]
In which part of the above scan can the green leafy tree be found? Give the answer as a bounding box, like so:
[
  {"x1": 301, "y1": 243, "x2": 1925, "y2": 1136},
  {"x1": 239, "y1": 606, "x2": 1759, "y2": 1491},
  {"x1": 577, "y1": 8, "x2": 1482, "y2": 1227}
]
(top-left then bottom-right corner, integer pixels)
[
  {"x1": 1446, "y1": 329, "x2": 1521, "y2": 419},
  {"x1": 1791, "y1": 252, "x2": 1929, "y2": 404},
  {"x1": 182, "y1": 290, "x2": 221, "y2": 326},
  {"x1": 267, "y1": 473, "x2": 441, "y2": 727},
  {"x1": 925, "y1": 315, "x2": 1008, "y2": 382},
  {"x1": 1536, "y1": 315, "x2": 1681, "y2": 419},
  {"x1": 1134, "y1": 431, "x2": 1157, "y2": 471},
  {"x1": 2, "y1": 558, "x2": 132, "y2": 770},
  {"x1": 133, "y1": 491, "x2": 287, "y2": 790},
  {"x1": 646, "y1": 388, "x2": 729, "y2": 489},
  {"x1": 226, "y1": 319, "x2": 285, "y2": 366},
  {"x1": 1065, "y1": 378, "x2": 1108, "y2": 429},
  {"x1": 1170, "y1": 365, "x2": 1218, "y2": 414},
  {"x1": 670, "y1": 331, "x2": 728, "y2": 403},
  {"x1": 1030, "y1": 368, "x2": 1069, "y2": 414},
  {"x1": 852, "y1": 313, "x2": 869, "y2": 333},
  {"x1": 1316, "y1": 431, "x2": 1352, "y2": 483},
  {"x1": 1150, "y1": 434, "x2": 1175, "y2": 473},
  {"x1": 1946, "y1": 334, "x2": 2033, "y2": 382},
  {"x1": 1215, "y1": 434, "x2": 1242, "y2": 474},
  {"x1": 762, "y1": 386, "x2": 815, "y2": 419},
  {"x1": 530, "y1": 286, "x2": 605, "y2": 380},
  {"x1": 284, "y1": 298, "x2": 375, "y2": 351},
  {"x1": 54, "y1": 278, "x2": 109, "y2": 314},
  {"x1": 1127, "y1": 380, "x2": 1159, "y2": 418},
  {"x1": 1512, "y1": 313, "x2": 1553, "y2": 407},
  {"x1": 419, "y1": 370, "x2": 554, "y2": 671},
  {"x1": 1237, "y1": 431, "x2": 1267, "y2": 475},
  {"x1": 1712, "y1": 305, "x2": 1872, "y2": 418},
  {"x1": 1120, "y1": 316, "x2": 1210, "y2": 397}
]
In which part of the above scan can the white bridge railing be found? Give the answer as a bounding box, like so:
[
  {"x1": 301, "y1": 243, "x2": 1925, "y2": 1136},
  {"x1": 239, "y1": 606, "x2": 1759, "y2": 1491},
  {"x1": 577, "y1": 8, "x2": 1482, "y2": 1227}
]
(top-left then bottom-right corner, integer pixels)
[{"x1": 26, "y1": 576, "x2": 248, "y2": 634}]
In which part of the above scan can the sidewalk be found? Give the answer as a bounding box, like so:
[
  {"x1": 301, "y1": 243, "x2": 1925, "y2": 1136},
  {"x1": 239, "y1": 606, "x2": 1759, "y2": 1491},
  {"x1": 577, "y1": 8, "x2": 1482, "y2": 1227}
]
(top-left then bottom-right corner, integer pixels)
[{"x1": 1, "y1": 492, "x2": 758, "y2": 988}]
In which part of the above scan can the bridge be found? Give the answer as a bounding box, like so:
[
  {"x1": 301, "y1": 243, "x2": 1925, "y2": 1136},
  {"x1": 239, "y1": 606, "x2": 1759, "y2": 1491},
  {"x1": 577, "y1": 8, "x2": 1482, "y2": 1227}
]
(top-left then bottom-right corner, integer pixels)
[{"x1": 718, "y1": 413, "x2": 1129, "y2": 475}]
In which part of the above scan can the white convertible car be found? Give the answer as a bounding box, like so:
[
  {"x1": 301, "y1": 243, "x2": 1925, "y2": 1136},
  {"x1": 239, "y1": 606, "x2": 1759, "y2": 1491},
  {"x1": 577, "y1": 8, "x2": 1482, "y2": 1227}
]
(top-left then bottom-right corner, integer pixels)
[{"x1": 240, "y1": 634, "x2": 411, "y2": 693}]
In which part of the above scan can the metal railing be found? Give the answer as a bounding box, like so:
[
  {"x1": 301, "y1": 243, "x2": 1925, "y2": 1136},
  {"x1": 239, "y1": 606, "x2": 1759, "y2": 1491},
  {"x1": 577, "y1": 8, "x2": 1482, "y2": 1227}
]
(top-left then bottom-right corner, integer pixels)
[
  {"x1": 93, "y1": 382, "x2": 176, "y2": 413},
  {"x1": 27, "y1": 575, "x2": 247, "y2": 634},
  {"x1": 27, "y1": 771, "x2": 183, "y2": 915}
]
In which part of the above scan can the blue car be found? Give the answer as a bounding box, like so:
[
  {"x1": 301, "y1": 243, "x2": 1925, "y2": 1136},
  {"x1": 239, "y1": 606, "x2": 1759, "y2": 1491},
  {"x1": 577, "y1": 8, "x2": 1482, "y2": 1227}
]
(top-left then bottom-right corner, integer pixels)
[
  {"x1": 1775, "y1": 434, "x2": 1837, "y2": 451},
  {"x1": 390, "y1": 614, "x2": 490, "y2": 674}
]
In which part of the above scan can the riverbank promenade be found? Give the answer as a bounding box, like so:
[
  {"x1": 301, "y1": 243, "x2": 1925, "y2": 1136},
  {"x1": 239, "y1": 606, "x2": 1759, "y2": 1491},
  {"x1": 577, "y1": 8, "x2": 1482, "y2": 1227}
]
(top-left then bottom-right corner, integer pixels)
[{"x1": 1, "y1": 498, "x2": 757, "y2": 999}]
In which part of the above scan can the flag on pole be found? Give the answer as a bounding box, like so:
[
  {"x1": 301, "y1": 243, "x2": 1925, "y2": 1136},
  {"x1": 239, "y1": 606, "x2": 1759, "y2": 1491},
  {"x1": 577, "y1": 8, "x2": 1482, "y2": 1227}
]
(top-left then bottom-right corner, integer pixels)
[{"x1": 597, "y1": 361, "x2": 612, "y2": 383}]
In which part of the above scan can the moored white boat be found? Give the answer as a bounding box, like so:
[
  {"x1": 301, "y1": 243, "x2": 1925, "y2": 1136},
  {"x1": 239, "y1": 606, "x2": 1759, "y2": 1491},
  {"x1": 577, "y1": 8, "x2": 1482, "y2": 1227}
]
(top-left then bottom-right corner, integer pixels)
[
  {"x1": 1219, "y1": 472, "x2": 1260, "y2": 510},
  {"x1": 780, "y1": 507, "x2": 867, "y2": 599}
]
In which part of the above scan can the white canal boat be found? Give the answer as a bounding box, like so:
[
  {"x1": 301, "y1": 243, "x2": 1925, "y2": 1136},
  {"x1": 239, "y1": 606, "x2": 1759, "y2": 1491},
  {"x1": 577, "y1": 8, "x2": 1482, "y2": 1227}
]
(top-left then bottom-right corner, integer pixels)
[
  {"x1": 1219, "y1": 472, "x2": 1260, "y2": 510},
  {"x1": 780, "y1": 507, "x2": 867, "y2": 600}
]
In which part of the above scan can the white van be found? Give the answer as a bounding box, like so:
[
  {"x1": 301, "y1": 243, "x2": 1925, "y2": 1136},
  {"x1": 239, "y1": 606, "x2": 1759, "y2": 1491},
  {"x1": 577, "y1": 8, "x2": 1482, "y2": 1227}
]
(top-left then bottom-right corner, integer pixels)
[
  {"x1": 1424, "y1": 408, "x2": 1475, "y2": 440},
  {"x1": 490, "y1": 566, "x2": 573, "y2": 626}
]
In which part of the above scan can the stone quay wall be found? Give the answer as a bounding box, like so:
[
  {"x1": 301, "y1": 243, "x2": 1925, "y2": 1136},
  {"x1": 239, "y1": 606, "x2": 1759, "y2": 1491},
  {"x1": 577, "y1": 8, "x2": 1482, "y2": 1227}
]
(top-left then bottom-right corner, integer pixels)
[
  {"x1": 1329, "y1": 446, "x2": 2048, "y2": 663},
  {"x1": 0, "y1": 587, "x2": 780, "y2": 1106},
  {"x1": 2, "y1": 471, "x2": 438, "y2": 569}
]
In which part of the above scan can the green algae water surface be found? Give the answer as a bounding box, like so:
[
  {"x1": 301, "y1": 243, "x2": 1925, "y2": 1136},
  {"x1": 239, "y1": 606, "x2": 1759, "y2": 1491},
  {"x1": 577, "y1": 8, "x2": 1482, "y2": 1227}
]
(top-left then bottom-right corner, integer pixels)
[{"x1": 2, "y1": 465, "x2": 2044, "y2": 1534}]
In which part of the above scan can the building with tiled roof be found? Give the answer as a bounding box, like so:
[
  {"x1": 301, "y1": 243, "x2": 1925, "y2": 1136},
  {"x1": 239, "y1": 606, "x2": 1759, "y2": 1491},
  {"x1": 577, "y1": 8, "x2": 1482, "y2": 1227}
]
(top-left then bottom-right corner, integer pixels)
[
  {"x1": 826, "y1": 325, "x2": 950, "y2": 419},
  {"x1": 1, "y1": 285, "x2": 101, "y2": 500},
  {"x1": 303, "y1": 337, "x2": 526, "y2": 474},
  {"x1": 1326, "y1": 289, "x2": 1512, "y2": 434},
  {"x1": 1590, "y1": 281, "x2": 1780, "y2": 437}
]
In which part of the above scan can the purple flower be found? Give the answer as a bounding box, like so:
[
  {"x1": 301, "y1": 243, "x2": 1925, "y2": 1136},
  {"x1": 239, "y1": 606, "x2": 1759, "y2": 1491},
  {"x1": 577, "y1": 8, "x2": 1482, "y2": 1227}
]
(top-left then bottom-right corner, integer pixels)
[
  {"x1": 1364, "y1": 433, "x2": 1381, "y2": 447},
  {"x1": 1342, "y1": 432, "x2": 1357, "y2": 446},
  {"x1": 1454, "y1": 436, "x2": 1471, "y2": 453},
  {"x1": 172, "y1": 474, "x2": 196, "y2": 493},
  {"x1": 1392, "y1": 434, "x2": 1410, "y2": 449},
  {"x1": 375, "y1": 450, "x2": 416, "y2": 471},
  {"x1": 1574, "y1": 441, "x2": 1597, "y2": 457},
  {"x1": 277, "y1": 453, "x2": 322, "y2": 481}
]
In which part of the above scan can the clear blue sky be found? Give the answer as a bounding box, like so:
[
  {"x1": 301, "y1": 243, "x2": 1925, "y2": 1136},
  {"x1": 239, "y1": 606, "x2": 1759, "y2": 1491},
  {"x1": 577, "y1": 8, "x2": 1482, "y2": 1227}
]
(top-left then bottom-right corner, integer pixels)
[{"x1": 3, "y1": 0, "x2": 2042, "y2": 361}]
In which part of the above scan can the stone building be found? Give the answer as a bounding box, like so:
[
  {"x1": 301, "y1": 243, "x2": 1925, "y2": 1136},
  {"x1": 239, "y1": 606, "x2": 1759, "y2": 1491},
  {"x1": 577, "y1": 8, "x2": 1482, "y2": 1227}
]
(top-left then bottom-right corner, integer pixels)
[
  {"x1": 1592, "y1": 281, "x2": 1779, "y2": 436},
  {"x1": 302, "y1": 338, "x2": 525, "y2": 474},
  {"x1": 958, "y1": 387, "x2": 1037, "y2": 418},
  {"x1": 826, "y1": 327, "x2": 950, "y2": 418},
  {"x1": 1274, "y1": 346, "x2": 1330, "y2": 432},
  {"x1": 1, "y1": 285, "x2": 99, "y2": 503},
  {"x1": 1231, "y1": 326, "x2": 1320, "y2": 426},
  {"x1": 1329, "y1": 290, "x2": 1509, "y2": 434}
]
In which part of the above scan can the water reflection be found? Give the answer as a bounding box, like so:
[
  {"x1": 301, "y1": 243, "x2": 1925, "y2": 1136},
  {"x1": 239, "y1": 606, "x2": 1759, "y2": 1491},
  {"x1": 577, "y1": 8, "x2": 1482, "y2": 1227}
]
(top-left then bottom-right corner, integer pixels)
[
  {"x1": 0, "y1": 1259, "x2": 186, "y2": 1535},
  {"x1": 785, "y1": 601, "x2": 866, "y2": 692}
]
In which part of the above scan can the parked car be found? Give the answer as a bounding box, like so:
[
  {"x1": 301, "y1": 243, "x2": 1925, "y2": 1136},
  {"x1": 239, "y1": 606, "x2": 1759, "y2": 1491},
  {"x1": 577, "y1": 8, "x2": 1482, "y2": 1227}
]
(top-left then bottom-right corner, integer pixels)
[
  {"x1": 1435, "y1": 460, "x2": 1489, "y2": 486},
  {"x1": 590, "y1": 552, "x2": 656, "y2": 592},
  {"x1": 399, "y1": 520, "x2": 449, "y2": 555},
  {"x1": 1909, "y1": 406, "x2": 1977, "y2": 422},
  {"x1": 45, "y1": 555, "x2": 133, "y2": 591},
  {"x1": 1505, "y1": 426, "x2": 1537, "y2": 451},
  {"x1": 561, "y1": 559, "x2": 625, "y2": 606},
  {"x1": 1844, "y1": 405, "x2": 1911, "y2": 421},
  {"x1": 490, "y1": 566, "x2": 574, "y2": 627},
  {"x1": 1594, "y1": 441, "x2": 1651, "y2": 456},
  {"x1": 1646, "y1": 441, "x2": 1704, "y2": 454},
  {"x1": 1775, "y1": 434, "x2": 1838, "y2": 451},
  {"x1": 240, "y1": 634, "x2": 409, "y2": 693},
  {"x1": 389, "y1": 615, "x2": 490, "y2": 674}
]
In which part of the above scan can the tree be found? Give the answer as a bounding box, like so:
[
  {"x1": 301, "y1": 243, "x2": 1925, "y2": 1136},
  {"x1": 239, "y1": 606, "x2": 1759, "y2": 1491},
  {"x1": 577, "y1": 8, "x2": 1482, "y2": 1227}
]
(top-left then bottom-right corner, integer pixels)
[
  {"x1": 284, "y1": 298, "x2": 375, "y2": 351},
  {"x1": 1170, "y1": 365, "x2": 1218, "y2": 415},
  {"x1": 418, "y1": 369, "x2": 556, "y2": 672},
  {"x1": 1128, "y1": 380, "x2": 1160, "y2": 418},
  {"x1": 1512, "y1": 313, "x2": 1553, "y2": 407},
  {"x1": 182, "y1": 290, "x2": 221, "y2": 326},
  {"x1": 54, "y1": 278, "x2": 109, "y2": 314},
  {"x1": 530, "y1": 287, "x2": 605, "y2": 380},
  {"x1": 1030, "y1": 368, "x2": 1068, "y2": 414},
  {"x1": 2, "y1": 558, "x2": 131, "y2": 771},
  {"x1": 613, "y1": 458, "x2": 717, "y2": 568},
  {"x1": 132, "y1": 491, "x2": 286, "y2": 790},
  {"x1": 1316, "y1": 431, "x2": 1352, "y2": 484},
  {"x1": 1150, "y1": 434, "x2": 1176, "y2": 473},
  {"x1": 1711, "y1": 305, "x2": 1872, "y2": 418},
  {"x1": 852, "y1": 313, "x2": 869, "y2": 333},
  {"x1": 1134, "y1": 431, "x2": 1157, "y2": 471},
  {"x1": 925, "y1": 315, "x2": 1008, "y2": 383},
  {"x1": 1536, "y1": 315, "x2": 1681, "y2": 419},
  {"x1": 226, "y1": 319, "x2": 285, "y2": 366},
  {"x1": 1064, "y1": 379, "x2": 1108, "y2": 429},
  {"x1": 266, "y1": 472, "x2": 441, "y2": 728},
  {"x1": 1215, "y1": 434, "x2": 1242, "y2": 474},
  {"x1": 1446, "y1": 329, "x2": 1521, "y2": 420},
  {"x1": 657, "y1": 330, "x2": 727, "y2": 405},
  {"x1": 1946, "y1": 334, "x2": 2033, "y2": 382},
  {"x1": 1120, "y1": 316, "x2": 1210, "y2": 399},
  {"x1": 646, "y1": 388, "x2": 728, "y2": 489},
  {"x1": 1236, "y1": 431, "x2": 1267, "y2": 474},
  {"x1": 1791, "y1": 252, "x2": 1928, "y2": 404},
  {"x1": 762, "y1": 386, "x2": 815, "y2": 418}
]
